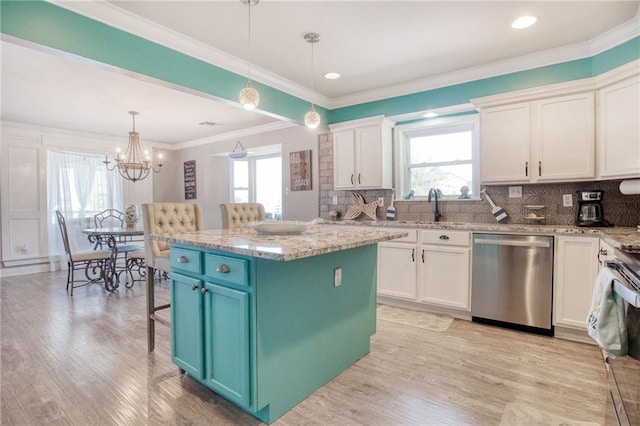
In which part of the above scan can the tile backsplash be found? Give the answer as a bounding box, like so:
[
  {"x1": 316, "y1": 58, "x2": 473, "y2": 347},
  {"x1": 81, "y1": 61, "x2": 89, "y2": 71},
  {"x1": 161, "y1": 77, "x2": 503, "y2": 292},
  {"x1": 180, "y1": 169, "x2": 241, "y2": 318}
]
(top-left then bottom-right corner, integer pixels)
[{"x1": 318, "y1": 133, "x2": 640, "y2": 227}]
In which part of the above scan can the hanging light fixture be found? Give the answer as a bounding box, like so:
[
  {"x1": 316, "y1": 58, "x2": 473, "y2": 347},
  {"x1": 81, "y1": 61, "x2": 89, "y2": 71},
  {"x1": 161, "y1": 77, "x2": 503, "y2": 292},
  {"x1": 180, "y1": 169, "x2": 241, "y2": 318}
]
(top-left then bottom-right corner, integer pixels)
[
  {"x1": 229, "y1": 140, "x2": 248, "y2": 159},
  {"x1": 304, "y1": 32, "x2": 321, "y2": 129},
  {"x1": 239, "y1": 0, "x2": 260, "y2": 110},
  {"x1": 103, "y1": 111, "x2": 163, "y2": 183}
]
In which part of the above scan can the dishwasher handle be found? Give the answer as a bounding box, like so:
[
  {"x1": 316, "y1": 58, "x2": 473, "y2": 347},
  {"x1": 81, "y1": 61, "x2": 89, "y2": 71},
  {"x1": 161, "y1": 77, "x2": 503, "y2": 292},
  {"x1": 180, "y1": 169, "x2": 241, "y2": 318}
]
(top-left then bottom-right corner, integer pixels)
[{"x1": 474, "y1": 238, "x2": 551, "y2": 248}]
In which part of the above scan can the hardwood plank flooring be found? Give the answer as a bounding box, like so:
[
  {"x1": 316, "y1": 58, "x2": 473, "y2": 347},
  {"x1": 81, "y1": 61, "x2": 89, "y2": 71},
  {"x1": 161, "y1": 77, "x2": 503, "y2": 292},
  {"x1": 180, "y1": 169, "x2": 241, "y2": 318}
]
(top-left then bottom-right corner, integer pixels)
[{"x1": 1, "y1": 271, "x2": 608, "y2": 425}]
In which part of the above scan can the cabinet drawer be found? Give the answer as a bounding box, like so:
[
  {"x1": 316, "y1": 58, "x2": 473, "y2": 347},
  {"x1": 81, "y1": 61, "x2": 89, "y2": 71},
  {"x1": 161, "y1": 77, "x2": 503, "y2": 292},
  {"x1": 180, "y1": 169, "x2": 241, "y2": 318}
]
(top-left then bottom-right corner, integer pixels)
[
  {"x1": 205, "y1": 254, "x2": 249, "y2": 287},
  {"x1": 421, "y1": 230, "x2": 470, "y2": 247},
  {"x1": 171, "y1": 248, "x2": 203, "y2": 274}
]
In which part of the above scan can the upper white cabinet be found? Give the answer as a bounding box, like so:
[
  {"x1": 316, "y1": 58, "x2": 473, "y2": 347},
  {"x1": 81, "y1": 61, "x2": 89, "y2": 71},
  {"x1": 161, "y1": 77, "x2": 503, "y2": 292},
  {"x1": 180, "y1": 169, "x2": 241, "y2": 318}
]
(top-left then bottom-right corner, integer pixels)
[
  {"x1": 330, "y1": 116, "x2": 394, "y2": 190},
  {"x1": 598, "y1": 75, "x2": 640, "y2": 179},
  {"x1": 479, "y1": 92, "x2": 595, "y2": 184}
]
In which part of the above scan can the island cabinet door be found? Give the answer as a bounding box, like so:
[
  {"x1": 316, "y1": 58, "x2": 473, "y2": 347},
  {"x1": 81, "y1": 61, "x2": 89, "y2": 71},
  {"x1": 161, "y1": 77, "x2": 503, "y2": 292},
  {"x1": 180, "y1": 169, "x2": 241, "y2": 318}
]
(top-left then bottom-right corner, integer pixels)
[
  {"x1": 203, "y1": 282, "x2": 251, "y2": 408},
  {"x1": 171, "y1": 273, "x2": 204, "y2": 379}
]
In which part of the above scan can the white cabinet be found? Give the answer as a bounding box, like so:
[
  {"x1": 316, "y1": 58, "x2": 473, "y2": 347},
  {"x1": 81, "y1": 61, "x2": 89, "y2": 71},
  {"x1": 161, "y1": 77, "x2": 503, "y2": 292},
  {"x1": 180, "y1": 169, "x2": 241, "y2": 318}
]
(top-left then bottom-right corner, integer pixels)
[
  {"x1": 553, "y1": 235, "x2": 600, "y2": 330},
  {"x1": 377, "y1": 228, "x2": 471, "y2": 313},
  {"x1": 480, "y1": 92, "x2": 595, "y2": 184},
  {"x1": 418, "y1": 230, "x2": 471, "y2": 310},
  {"x1": 377, "y1": 230, "x2": 418, "y2": 300},
  {"x1": 598, "y1": 75, "x2": 640, "y2": 179},
  {"x1": 330, "y1": 116, "x2": 394, "y2": 190}
]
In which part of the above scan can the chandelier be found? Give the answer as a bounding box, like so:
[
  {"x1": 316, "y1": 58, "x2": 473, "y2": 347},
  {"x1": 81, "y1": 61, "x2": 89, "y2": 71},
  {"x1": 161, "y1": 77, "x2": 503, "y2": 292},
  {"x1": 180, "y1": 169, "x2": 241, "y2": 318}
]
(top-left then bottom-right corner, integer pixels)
[
  {"x1": 239, "y1": 0, "x2": 260, "y2": 110},
  {"x1": 104, "y1": 111, "x2": 163, "y2": 182},
  {"x1": 304, "y1": 32, "x2": 321, "y2": 129}
]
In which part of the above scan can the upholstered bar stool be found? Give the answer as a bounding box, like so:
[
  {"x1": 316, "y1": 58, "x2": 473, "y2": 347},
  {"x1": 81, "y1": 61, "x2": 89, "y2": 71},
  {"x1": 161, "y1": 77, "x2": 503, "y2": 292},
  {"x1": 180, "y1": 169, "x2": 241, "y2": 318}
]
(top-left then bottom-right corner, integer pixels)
[
  {"x1": 141, "y1": 202, "x2": 203, "y2": 351},
  {"x1": 220, "y1": 203, "x2": 265, "y2": 229}
]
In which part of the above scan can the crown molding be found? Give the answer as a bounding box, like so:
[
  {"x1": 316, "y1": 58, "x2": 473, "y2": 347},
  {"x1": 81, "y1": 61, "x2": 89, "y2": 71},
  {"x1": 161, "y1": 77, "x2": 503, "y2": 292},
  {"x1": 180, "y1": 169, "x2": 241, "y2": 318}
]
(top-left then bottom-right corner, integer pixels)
[
  {"x1": 470, "y1": 59, "x2": 640, "y2": 109},
  {"x1": 49, "y1": 1, "x2": 332, "y2": 108},
  {"x1": 175, "y1": 121, "x2": 298, "y2": 151},
  {"x1": 47, "y1": 1, "x2": 639, "y2": 112}
]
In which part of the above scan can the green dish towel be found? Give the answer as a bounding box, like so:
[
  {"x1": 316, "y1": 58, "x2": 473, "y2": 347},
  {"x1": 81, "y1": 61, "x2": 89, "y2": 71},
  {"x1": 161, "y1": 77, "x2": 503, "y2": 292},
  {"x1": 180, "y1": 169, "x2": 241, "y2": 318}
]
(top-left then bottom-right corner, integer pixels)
[{"x1": 586, "y1": 267, "x2": 628, "y2": 356}]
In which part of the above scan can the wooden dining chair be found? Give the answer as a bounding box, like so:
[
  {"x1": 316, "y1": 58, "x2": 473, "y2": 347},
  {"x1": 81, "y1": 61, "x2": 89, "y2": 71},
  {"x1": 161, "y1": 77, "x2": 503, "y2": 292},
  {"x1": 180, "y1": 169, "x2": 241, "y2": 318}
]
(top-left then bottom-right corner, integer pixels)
[
  {"x1": 141, "y1": 202, "x2": 204, "y2": 351},
  {"x1": 55, "y1": 210, "x2": 111, "y2": 296},
  {"x1": 219, "y1": 203, "x2": 265, "y2": 229}
]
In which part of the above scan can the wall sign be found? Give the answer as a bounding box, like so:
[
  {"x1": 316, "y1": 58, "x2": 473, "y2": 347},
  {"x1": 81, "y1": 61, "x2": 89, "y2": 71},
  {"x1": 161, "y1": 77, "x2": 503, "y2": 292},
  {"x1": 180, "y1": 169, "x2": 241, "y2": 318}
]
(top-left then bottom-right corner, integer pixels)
[
  {"x1": 184, "y1": 160, "x2": 197, "y2": 199},
  {"x1": 290, "y1": 150, "x2": 312, "y2": 191}
]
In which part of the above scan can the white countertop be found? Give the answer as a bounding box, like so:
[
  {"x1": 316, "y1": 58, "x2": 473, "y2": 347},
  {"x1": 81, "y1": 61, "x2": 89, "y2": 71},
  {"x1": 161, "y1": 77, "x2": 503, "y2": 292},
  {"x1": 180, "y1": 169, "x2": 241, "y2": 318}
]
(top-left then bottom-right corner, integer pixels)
[
  {"x1": 151, "y1": 225, "x2": 408, "y2": 261},
  {"x1": 325, "y1": 220, "x2": 640, "y2": 253}
]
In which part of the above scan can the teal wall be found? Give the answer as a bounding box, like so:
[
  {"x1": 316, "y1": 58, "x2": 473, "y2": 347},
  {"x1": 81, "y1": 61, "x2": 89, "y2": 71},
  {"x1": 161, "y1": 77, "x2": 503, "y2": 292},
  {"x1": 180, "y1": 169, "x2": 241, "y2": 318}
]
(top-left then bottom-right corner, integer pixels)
[{"x1": 2, "y1": 1, "x2": 638, "y2": 127}]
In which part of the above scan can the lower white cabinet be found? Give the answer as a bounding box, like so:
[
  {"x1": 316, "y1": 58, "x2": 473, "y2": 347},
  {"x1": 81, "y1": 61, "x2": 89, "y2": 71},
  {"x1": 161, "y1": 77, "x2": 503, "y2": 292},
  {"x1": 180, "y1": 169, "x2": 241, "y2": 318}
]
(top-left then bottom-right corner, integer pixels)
[
  {"x1": 377, "y1": 230, "x2": 418, "y2": 300},
  {"x1": 418, "y1": 230, "x2": 471, "y2": 310},
  {"x1": 553, "y1": 235, "x2": 600, "y2": 329},
  {"x1": 377, "y1": 228, "x2": 471, "y2": 312}
]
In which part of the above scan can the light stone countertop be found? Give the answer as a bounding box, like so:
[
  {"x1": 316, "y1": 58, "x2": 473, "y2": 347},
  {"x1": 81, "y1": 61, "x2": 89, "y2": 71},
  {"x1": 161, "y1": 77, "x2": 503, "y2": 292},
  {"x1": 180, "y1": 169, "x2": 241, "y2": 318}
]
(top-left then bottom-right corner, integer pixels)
[
  {"x1": 325, "y1": 220, "x2": 640, "y2": 253},
  {"x1": 151, "y1": 225, "x2": 408, "y2": 262}
]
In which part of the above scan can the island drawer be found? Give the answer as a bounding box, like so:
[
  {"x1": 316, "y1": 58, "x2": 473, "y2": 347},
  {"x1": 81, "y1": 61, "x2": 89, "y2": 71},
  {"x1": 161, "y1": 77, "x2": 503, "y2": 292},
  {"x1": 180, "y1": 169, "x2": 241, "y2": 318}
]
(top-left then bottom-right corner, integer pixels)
[
  {"x1": 386, "y1": 228, "x2": 418, "y2": 243},
  {"x1": 171, "y1": 247, "x2": 203, "y2": 274},
  {"x1": 421, "y1": 230, "x2": 470, "y2": 247},
  {"x1": 205, "y1": 254, "x2": 249, "y2": 287}
]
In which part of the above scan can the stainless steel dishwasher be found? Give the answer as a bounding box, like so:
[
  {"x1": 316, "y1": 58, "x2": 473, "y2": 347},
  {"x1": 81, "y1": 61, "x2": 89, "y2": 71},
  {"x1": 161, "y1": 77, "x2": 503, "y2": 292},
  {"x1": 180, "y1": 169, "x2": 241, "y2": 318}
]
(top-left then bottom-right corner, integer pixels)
[{"x1": 471, "y1": 233, "x2": 554, "y2": 335}]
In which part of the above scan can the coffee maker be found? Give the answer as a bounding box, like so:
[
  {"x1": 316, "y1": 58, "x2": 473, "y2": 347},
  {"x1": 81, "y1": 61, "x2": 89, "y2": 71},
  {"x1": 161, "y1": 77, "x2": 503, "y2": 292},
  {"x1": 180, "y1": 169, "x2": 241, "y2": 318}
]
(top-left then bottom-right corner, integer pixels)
[{"x1": 575, "y1": 190, "x2": 612, "y2": 227}]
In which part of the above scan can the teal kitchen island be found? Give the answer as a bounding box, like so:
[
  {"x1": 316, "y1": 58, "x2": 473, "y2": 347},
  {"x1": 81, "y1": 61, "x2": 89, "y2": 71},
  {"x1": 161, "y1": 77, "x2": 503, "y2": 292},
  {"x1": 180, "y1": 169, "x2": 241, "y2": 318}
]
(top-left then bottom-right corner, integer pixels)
[{"x1": 151, "y1": 224, "x2": 407, "y2": 424}]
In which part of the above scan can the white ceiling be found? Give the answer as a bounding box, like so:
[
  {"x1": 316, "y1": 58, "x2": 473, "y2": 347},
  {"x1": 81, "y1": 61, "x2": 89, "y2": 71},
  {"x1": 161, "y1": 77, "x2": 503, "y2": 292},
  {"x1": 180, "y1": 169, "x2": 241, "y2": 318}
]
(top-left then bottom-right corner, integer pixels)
[{"x1": 1, "y1": 1, "x2": 639, "y2": 146}]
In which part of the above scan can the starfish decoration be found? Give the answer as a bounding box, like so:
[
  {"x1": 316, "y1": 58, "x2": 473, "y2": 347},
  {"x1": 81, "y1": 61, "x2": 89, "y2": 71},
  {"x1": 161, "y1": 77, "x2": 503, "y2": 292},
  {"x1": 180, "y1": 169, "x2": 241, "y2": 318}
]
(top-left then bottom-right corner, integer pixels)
[{"x1": 344, "y1": 192, "x2": 380, "y2": 220}]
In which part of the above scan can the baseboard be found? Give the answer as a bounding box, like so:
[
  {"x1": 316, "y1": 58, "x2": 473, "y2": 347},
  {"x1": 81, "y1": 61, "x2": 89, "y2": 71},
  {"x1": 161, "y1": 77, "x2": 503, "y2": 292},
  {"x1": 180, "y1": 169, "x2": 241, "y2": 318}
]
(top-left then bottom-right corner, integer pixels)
[
  {"x1": 554, "y1": 326, "x2": 595, "y2": 345},
  {"x1": 0, "y1": 263, "x2": 53, "y2": 278},
  {"x1": 376, "y1": 295, "x2": 472, "y2": 321}
]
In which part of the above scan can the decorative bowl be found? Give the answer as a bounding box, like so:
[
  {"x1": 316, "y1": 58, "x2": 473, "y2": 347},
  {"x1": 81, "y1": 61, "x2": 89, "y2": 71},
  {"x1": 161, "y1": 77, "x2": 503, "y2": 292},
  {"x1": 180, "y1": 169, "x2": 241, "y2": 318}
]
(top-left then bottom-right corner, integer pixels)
[{"x1": 246, "y1": 220, "x2": 311, "y2": 235}]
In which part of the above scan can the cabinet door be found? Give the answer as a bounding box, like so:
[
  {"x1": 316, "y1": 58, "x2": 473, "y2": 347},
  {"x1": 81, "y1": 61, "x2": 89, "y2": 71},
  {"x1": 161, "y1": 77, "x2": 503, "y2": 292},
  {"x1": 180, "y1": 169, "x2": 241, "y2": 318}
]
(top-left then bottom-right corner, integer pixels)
[
  {"x1": 355, "y1": 126, "x2": 383, "y2": 188},
  {"x1": 419, "y1": 246, "x2": 470, "y2": 310},
  {"x1": 480, "y1": 103, "x2": 530, "y2": 183},
  {"x1": 377, "y1": 243, "x2": 417, "y2": 300},
  {"x1": 333, "y1": 130, "x2": 356, "y2": 189},
  {"x1": 171, "y1": 273, "x2": 204, "y2": 379},
  {"x1": 534, "y1": 93, "x2": 595, "y2": 182},
  {"x1": 598, "y1": 77, "x2": 640, "y2": 179},
  {"x1": 203, "y1": 282, "x2": 250, "y2": 408},
  {"x1": 553, "y1": 236, "x2": 600, "y2": 329}
]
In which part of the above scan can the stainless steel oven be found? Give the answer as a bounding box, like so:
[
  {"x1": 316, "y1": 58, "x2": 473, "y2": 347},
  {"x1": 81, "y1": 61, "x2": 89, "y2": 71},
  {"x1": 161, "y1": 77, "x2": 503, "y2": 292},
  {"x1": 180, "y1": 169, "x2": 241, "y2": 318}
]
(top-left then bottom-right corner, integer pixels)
[{"x1": 600, "y1": 251, "x2": 640, "y2": 426}]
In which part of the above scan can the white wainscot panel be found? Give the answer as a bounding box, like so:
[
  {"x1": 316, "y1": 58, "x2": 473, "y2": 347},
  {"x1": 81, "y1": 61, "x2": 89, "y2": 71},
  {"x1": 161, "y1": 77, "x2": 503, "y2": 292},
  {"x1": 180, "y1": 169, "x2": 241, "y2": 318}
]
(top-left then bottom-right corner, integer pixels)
[
  {"x1": 8, "y1": 145, "x2": 40, "y2": 211},
  {"x1": 9, "y1": 218, "x2": 42, "y2": 258}
]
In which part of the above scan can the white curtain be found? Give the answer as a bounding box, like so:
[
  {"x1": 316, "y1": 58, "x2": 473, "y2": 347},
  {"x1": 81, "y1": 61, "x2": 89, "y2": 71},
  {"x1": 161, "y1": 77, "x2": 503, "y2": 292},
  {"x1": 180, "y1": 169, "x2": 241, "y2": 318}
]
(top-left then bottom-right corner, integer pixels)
[{"x1": 47, "y1": 150, "x2": 124, "y2": 269}]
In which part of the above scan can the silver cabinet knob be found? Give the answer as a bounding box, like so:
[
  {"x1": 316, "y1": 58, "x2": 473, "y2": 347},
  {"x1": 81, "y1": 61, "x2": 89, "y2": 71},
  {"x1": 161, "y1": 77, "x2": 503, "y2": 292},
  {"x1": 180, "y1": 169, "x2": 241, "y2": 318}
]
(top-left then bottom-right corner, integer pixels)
[
  {"x1": 178, "y1": 256, "x2": 189, "y2": 263},
  {"x1": 216, "y1": 264, "x2": 231, "y2": 273},
  {"x1": 201, "y1": 288, "x2": 208, "y2": 294},
  {"x1": 191, "y1": 284, "x2": 198, "y2": 291}
]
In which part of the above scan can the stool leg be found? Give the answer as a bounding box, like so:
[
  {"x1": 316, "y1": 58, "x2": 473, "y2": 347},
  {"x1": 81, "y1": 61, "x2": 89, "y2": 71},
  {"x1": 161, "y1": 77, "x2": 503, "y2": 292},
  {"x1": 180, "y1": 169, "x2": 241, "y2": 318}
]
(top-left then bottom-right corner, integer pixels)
[{"x1": 146, "y1": 265, "x2": 155, "y2": 352}]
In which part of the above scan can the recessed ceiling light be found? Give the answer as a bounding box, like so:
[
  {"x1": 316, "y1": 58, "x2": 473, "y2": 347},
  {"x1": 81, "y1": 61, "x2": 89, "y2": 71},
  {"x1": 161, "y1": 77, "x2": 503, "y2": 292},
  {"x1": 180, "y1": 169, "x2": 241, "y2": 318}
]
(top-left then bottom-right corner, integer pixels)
[
  {"x1": 199, "y1": 121, "x2": 221, "y2": 126},
  {"x1": 512, "y1": 15, "x2": 537, "y2": 29},
  {"x1": 422, "y1": 112, "x2": 440, "y2": 118},
  {"x1": 324, "y1": 72, "x2": 341, "y2": 80}
]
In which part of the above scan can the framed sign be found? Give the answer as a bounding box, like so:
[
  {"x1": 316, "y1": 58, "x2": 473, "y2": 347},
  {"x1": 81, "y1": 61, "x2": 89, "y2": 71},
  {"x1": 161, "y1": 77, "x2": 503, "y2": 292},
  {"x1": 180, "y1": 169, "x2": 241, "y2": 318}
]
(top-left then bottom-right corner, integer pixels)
[
  {"x1": 184, "y1": 160, "x2": 197, "y2": 200},
  {"x1": 290, "y1": 150, "x2": 312, "y2": 191}
]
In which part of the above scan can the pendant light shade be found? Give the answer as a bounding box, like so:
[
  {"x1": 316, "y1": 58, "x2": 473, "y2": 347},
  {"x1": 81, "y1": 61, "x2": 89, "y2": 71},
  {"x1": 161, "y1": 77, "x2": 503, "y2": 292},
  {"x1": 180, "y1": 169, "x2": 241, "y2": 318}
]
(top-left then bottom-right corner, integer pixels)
[
  {"x1": 304, "y1": 106, "x2": 321, "y2": 129},
  {"x1": 239, "y1": 81, "x2": 260, "y2": 110},
  {"x1": 304, "y1": 32, "x2": 321, "y2": 129},
  {"x1": 239, "y1": 0, "x2": 259, "y2": 110}
]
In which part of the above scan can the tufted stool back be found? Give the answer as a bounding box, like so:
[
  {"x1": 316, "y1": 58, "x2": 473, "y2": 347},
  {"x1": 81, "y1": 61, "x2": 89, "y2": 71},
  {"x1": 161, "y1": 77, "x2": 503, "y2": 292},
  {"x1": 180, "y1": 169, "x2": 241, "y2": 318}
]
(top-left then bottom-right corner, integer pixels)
[
  {"x1": 141, "y1": 203, "x2": 203, "y2": 271},
  {"x1": 220, "y1": 203, "x2": 265, "y2": 229}
]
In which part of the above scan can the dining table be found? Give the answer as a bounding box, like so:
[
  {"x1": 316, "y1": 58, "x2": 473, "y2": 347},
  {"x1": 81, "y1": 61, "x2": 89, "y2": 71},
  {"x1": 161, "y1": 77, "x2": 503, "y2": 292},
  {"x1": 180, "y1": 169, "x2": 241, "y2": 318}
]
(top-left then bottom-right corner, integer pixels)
[{"x1": 82, "y1": 226, "x2": 144, "y2": 291}]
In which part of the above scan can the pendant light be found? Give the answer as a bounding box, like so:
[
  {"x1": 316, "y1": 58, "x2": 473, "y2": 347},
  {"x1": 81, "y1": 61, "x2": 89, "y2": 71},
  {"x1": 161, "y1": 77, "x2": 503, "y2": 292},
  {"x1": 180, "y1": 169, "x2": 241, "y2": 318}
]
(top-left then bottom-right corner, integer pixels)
[
  {"x1": 104, "y1": 111, "x2": 163, "y2": 182},
  {"x1": 304, "y1": 32, "x2": 321, "y2": 129},
  {"x1": 239, "y1": 0, "x2": 260, "y2": 110}
]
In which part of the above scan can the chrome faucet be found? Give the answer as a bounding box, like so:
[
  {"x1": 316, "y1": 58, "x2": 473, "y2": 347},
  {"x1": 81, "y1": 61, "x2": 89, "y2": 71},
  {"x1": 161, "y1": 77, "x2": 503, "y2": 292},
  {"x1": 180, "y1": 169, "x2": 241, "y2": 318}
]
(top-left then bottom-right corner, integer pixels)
[{"x1": 428, "y1": 188, "x2": 442, "y2": 222}]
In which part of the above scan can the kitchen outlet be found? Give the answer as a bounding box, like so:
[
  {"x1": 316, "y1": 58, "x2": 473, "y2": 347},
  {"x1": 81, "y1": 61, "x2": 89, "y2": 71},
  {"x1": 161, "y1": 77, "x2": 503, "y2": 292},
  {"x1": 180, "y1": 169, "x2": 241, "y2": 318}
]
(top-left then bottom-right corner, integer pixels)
[
  {"x1": 378, "y1": 197, "x2": 384, "y2": 206},
  {"x1": 334, "y1": 267, "x2": 342, "y2": 287},
  {"x1": 332, "y1": 195, "x2": 338, "y2": 205},
  {"x1": 563, "y1": 194, "x2": 573, "y2": 207},
  {"x1": 508, "y1": 186, "x2": 523, "y2": 198}
]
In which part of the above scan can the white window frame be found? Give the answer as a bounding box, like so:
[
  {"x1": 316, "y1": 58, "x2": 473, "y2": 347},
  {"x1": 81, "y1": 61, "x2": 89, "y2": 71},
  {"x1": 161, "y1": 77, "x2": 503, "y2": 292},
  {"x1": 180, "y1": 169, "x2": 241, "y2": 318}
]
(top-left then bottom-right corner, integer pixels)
[
  {"x1": 394, "y1": 114, "x2": 480, "y2": 201},
  {"x1": 230, "y1": 153, "x2": 282, "y2": 215}
]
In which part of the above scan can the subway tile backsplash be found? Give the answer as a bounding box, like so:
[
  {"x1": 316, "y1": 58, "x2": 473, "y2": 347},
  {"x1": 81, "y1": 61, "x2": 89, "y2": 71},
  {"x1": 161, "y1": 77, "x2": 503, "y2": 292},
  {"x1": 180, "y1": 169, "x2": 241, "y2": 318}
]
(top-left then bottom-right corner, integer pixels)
[{"x1": 318, "y1": 133, "x2": 640, "y2": 227}]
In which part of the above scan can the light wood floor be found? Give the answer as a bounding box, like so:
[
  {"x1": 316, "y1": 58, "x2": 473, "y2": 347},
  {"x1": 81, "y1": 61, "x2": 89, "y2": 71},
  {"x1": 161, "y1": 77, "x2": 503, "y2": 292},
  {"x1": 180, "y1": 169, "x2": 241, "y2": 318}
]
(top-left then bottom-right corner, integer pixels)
[{"x1": 1, "y1": 271, "x2": 608, "y2": 425}]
